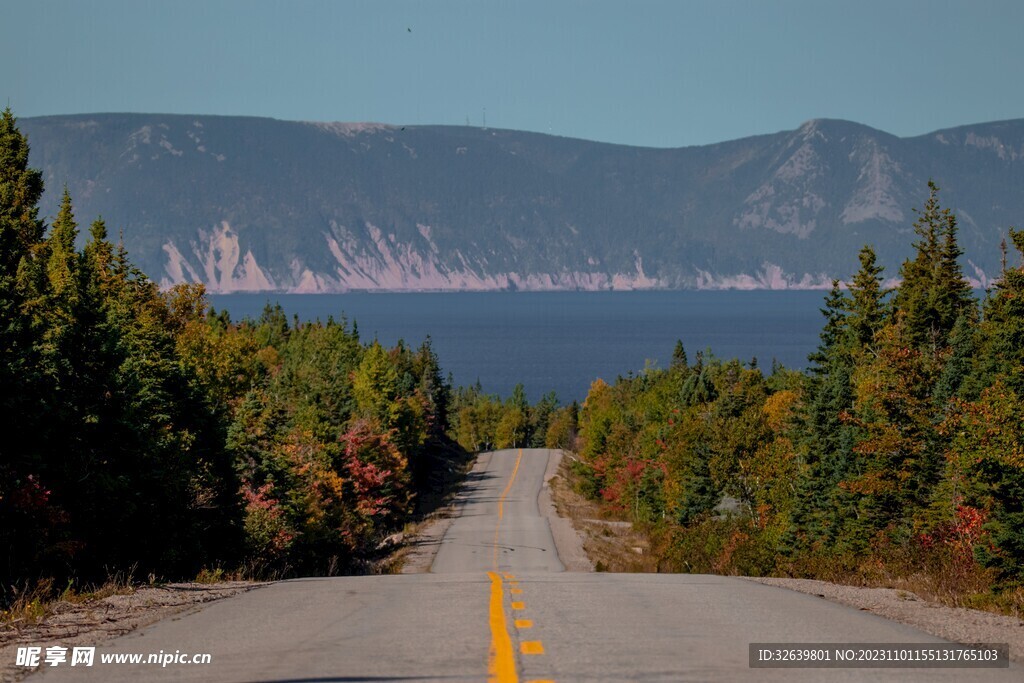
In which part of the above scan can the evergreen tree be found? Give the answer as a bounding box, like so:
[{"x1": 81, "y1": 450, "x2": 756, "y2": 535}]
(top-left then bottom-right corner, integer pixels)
[
  {"x1": 414, "y1": 336, "x2": 450, "y2": 437},
  {"x1": 671, "y1": 339, "x2": 688, "y2": 369},
  {"x1": 792, "y1": 280, "x2": 856, "y2": 548},
  {"x1": 0, "y1": 109, "x2": 46, "y2": 588},
  {"x1": 893, "y1": 181, "x2": 976, "y2": 352},
  {"x1": 529, "y1": 391, "x2": 558, "y2": 448},
  {"x1": 0, "y1": 108, "x2": 44, "y2": 278},
  {"x1": 934, "y1": 313, "x2": 978, "y2": 404},
  {"x1": 976, "y1": 229, "x2": 1024, "y2": 395},
  {"x1": 846, "y1": 245, "x2": 889, "y2": 349},
  {"x1": 807, "y1": 280, "x2": 851, "y2": 374},
  {"x1": 42, "y1": 189, "x2": 81, "y2": 360}
]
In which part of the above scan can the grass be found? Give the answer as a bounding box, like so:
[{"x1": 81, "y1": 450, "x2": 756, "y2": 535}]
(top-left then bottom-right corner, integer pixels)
[
  {"x1": 1, "y1": 568, "x2": 138, "y2": 630},
  {"x1": 193, "y1": 567, "x2": 227, "y2": 584},
  {"x1": 0, "y1": 579, "x2": 52, "y2": 628}
]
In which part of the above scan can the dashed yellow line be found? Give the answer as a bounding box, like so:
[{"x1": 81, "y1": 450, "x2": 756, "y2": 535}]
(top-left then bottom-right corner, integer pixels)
[
  {"x1": 487, "y1": 571, "x2": 518, "y2": 683},
  {"x1": 486, "y1": 450, "x2": 554, "y2": 682}
]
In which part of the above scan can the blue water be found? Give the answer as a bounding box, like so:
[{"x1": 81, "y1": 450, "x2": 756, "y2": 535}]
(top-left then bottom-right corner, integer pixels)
[{"x1": 209, "y1": 291, "x2": 827, "y2": 403}]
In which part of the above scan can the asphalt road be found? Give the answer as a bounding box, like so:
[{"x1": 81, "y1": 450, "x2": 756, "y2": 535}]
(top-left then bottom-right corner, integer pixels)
[{"x1": 36, "y1": 449, "x2": 1018, "y2": 682}]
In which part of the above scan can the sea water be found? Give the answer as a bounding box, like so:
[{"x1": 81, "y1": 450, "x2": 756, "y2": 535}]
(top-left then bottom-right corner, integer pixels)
[{"x1": 209, "y1": 291, "x2": 827, "y2": 402}]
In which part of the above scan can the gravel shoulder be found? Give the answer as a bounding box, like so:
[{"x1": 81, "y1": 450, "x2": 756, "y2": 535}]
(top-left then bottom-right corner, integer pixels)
[
  {"x1": 1, "y1": 581, "x2": 260, "y2": 682},
  {"x1": 539, "y1": 449, "x2": 594, "y2": 572},
  {"x1": 746, "y1": 576, "x2": 1024, "y2": 663}
]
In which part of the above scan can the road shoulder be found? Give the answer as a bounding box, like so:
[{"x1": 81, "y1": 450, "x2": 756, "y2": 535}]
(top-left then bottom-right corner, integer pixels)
[
  {"x1": 746, "y1": 576, "x2": 1024, "y2": 664},
  {"x1": 539, "y1": 449, "x2": 594, "y2": 572},
  {"x1": 1, "y1": 582, "x2": 260, "y2": 682}
]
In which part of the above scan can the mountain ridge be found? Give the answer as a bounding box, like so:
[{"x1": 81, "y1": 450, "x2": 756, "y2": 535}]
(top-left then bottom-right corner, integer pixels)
[{"x1": 19, "y1": 113, "x2": 1024, "y2": 292}]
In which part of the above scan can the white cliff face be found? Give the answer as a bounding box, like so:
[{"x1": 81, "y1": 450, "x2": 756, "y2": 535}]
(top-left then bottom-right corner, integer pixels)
[
  {"x1": 158, "y1": 220, "x2": 670, "y2": 293},
  {"x1": 313, "y1": 223, "x2": 664, "y2": 291},
  {"x1": 159, "y1": 220, "x2": 848, "y2": 292},
  {"x1": 693, "y1": 263, "x2": 833, "y2": 290},
  {"x1": 160, "y1": 222, "x2": 275, "y2": 292}
]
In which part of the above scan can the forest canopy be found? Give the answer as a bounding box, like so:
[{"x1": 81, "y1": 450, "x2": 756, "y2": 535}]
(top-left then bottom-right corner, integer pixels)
[
  {"x1": 1, "y1": 109, "x2": 460, "y2": 594},
  {"x1": 568, "y1": 183, "x2": 1024, "y2": 608}
]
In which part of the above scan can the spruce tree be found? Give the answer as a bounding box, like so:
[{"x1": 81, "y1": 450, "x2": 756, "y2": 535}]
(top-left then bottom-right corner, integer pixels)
[
  {"x1": 846, "y1": 245, "x2": 889, "y2": 349},
  {"x1": 793, "y1": 280, "x2": 857, "y2": 549},
  {"x1": 934, "y1": 313, "x2": 978, "y2": 404},
  {"x1": 977, "y1": 228, "x2": 1024, "y2": 395},
  {"x1": 807, "y1": 280, "x2": 851, "y2": 374},
  {"x1": 0, "y1": 110, "x2": 46, "y2": 589},
  {"x1": 0, "y1": 108, "x2": 44, "y2": 279},
  {"x1": 43, "y1": 189, "x2": 81, "y2": 344},
  {"x1": 671, "y1": 339, "x2": 688, "y2": 369},
  {"x1": 893, "y1": 181, "x2": 976, "y2": 352}
]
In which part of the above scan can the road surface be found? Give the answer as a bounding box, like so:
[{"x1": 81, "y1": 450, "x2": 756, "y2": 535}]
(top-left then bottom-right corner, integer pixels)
[{"x1": 36, "y1": 449, "x2": 1017, "y2": 682}]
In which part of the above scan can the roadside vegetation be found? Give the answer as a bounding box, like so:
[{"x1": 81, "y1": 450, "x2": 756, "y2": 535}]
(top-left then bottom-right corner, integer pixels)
[
  {"x1": 564, "y1": 182, "x2": 1024, "y2": 614},
  {"x1": 0, "y1": 109, "x2": 467, "y2": 612}
]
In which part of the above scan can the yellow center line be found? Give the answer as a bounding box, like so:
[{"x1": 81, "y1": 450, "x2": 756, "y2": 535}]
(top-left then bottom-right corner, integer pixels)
[
  {"x1": 486, "y1": 450, "x2": 553, "y2": 683},
  {"x1": 498, "y1": 449, "x2": 524, "y2": 520},
  {"x1": 492, "y1": 449, "x2": 524, "y2": 570},
  {"x1": 487, "y1": 571, "x2": 518, "y2": 683}
]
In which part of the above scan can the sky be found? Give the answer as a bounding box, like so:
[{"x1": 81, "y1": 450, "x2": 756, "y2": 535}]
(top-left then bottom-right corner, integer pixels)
[{"x1": 3, "y1": 0, "x2": 1023, "y2": 148}]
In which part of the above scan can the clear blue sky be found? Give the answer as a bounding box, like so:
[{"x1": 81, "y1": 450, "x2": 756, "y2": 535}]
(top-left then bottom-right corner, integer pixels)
[{"x1": 3, "y1": 0, "x2": 1022, "y2": 148}]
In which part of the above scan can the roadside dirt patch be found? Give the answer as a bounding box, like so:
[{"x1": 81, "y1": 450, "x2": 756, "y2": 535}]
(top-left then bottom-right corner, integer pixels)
[
  {"x1": 539, "y1": 450, "x2": 593, "y2": 572},
  {"x1": 0, "y1": 582, "x2": 259, "y2": 682},
  {"x1": 549, "y1": 454, "x2": 659, "y2": 573}
]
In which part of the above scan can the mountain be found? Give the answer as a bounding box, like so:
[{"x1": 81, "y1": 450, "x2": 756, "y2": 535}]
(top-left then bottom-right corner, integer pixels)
[{"x1": 19, "y1": 114, "x2": 1024, "y2": 292}]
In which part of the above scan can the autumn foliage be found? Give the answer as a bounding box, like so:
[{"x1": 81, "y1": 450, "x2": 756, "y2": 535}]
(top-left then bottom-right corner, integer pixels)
[
  {"x1": 0, "y1": 110, "x2": 458, "y2": 597},
  {"x1": 572, "y1": 186, "x2": 1024, "y2": 608}
]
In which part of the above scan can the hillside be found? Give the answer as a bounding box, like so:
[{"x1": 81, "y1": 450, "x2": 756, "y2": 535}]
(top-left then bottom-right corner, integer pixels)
[{"x1": 20, "y1": 114, "x2": 1024, "y2": 292}]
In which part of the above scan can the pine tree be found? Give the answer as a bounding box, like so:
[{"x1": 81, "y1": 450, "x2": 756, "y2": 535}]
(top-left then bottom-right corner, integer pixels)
[
  {"x1": 807, "y1": 280, "x2": 851, "y2": 374},
  {"x1": 43, "y1": 189, "x2": 81, "y2": 352},
  {"x1": 975, "y1": 228, "x2": 1024, "y2": 395},
  {"x1": 0, "y1": 108, "x2": 44, "y2": 279},
  {"x1": 893, "y1": 181, "x2": 976, "y2": 352},
  {"x1": 846, "y1": 245, "x2": 889, "y2": 349},
  {"x1": 671, "y1": 339, "x2": 688, "y2": 369},
  {"x1": 0, "y1": 110, "x2": 47, "y2": 589},
  {"x1": 934, "y1": 313, "x2": 978, "y2": 404},
  {"x1": 529, "y1": 391, "x2": 559, "y2": 448},
  {"x1": 792, "y1": 279, "x2": 857, "y2": 549}
]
